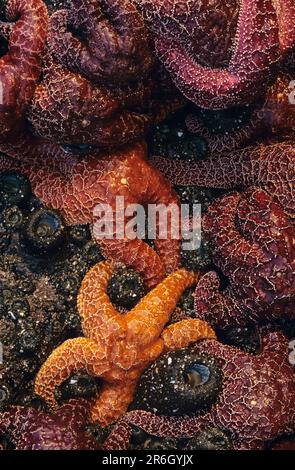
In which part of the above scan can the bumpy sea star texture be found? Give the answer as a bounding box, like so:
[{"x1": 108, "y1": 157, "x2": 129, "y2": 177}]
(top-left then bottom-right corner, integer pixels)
[
  {"x1": 34, "y1": 261, "x2": 215, "y2": 427},
  {"x1": 104, "y1": 332, "x2": 295, "y2": 450},
  {"x1": 28, "y1": 0, "x2": 151, "y2": 147},
  {"x1": 194, "y1": 187, "x2": 295, "y2": 328},
  {"x1": 0, "y1": 0, "x2": 48, "y2": 141},
  {"x1": 134, "y1": 0, "x2": 295, "y2": 108},
  {"x1": 0, "y1": 133, "x2": 182, "y2": 289},
  {"x1": 0, "y1": 399, "x2": 99, "y2": 450},
  {"x1": 186, "y1": 73, "x2": 295, "y2": 155},
  {"x1": 50, "y1": 0, "x2": 153, "y2": 83},
  {"x1": 152, "y1": 141, "x2": 295, "y2": 219},
  {"x1": 28, "y1": 53, "x2": 153, "y2": 147},
  {"x1": 27, "y1": 0, "x2": 184, "y2": 147}
]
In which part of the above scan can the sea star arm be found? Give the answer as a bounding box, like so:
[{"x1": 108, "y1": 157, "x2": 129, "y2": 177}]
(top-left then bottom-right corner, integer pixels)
[
  {"x1": 203, "y1": 192, "x2": 267, "y2": 275},
  {"x1": 237, "y1": 187, "x2": 295, "y2": 260},
  {"x1": 134, "y1": 158, "x2": 182, "y2": 275},
  {"x1": 152, "y1": 142, "x2": 295, "y2": 219},
  {"x1": 93, "y1": 149, "x2": 183, "y2": 289},
  {"x1": 194, "y1": 271, "x2": 250, "y2": 328},
  {"x1": 102, "y1": 418, "x2": 133, "y2": 450},
  {"x1": 0, "y1": 0, "x2": 48, "y2": 140},
  {"x1": 185, "y1": 74, "x2": 295, "y2": 152},
  {"x1": 34, "y1": 337, "x2": 110, "y2": 410},
  {"x1": 0, "y1": 148, "x2": 78, "y2": 217},
  {"x1": 0, "y1": 131, "x2": 78, "y2": 174},
  {"x1": 150, "y1": 147, "x2": 254, "y2": 187},
  {"x1": 273, "y1": 0, "x2": 295, "y2": 53},
  {"x1": 185, "y1": 111, "x2": 265, "y2": 155},
  {"x1": 55, "y1": 398, "x2": 93, "y2": 422},
  {"x1": 161, "y1": 318, "x2": 216, "y2": 351},
  {"x1": 101, "y1": 408, "x2": 210, "y2": 449},
  {"x1": 153, "y1": 0, "x2": 280, "y2": 108},
  {"x1": 124, "y1": 268, "x2": 197, "y2": 350},
  {"x1": 98, "y1": 237, "x2": 167, "y2": 291},
  {"x1": 90, "y1": 380, "x2": 138, "y2": 426},
  {"x1": 125, "y1": 409, "x2": 210, "y2": 439},
  {"x1": 260, "y1": 331, "x2": 290, "y2": 359},
  {"x1": 93, "y1": 177, "x2": 168, "y2": 290},
  {"x1": 92, "y1": 339, "x2": 165, "y2": 425},
  {"x1": 77, "y1": 261, "x2": 125, "y2": 344}
]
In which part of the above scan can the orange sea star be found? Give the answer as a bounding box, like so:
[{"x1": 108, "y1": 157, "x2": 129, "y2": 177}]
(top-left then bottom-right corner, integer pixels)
[
  {"x1": 0, "y1": 135, "x2": 181, "y2": 289},
  {"x1": 34, "y1": 262, "x2": 215, "y2": 427}
]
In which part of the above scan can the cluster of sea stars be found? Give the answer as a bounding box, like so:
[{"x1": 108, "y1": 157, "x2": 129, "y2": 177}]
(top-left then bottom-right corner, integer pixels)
[
  {"x1": 0, "y1": 0, "x2": 185, "y2": 289},
  {"x1": 0, "y1": 0, "x2": 294, "y2": 452},
  {"x1": 104, "y1": 331, "x2": 295, "y2": 450},
  {"x1": 134, "y1": 0, "x2": 295, "y2": 109}
]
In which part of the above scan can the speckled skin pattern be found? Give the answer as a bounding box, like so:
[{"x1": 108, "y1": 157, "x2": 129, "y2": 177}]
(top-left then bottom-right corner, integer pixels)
[
  {"x1": 152, "y1": 141, "x2": 295, "y2": 220},
  {"x1": 133, "y1": 0, "x2": 295, "y2": 108},
  {"x1": 27, "y1": 0, "x2": 165, "y2": 147},
  {"x1": 0, "y1": 399, "x2": 99, "y2": 450},
  {"x1": 103, "y1": 332, "x2": 295, "y2": 450},
  {"x1": 0, "y1": 0, "x2": 48, "y2": 141},
  {"x1": 186, "y1": 74, "x2": 295, "y2": 155},
  {"x1": 34, "y1": 261, "x2": 215, "y2": 426},
  {"x1": 0, "y1": 134, "x2": 181, "y2": 289},
  {"x1": 194, "y1": 187, "x2": 295, "y2": 328},
  {"x1": 50, "y1": 0, "x2": 153, "y2": 83},
  {"x1": 28, "y1": 54, "x2": 154, "y2": 147}
]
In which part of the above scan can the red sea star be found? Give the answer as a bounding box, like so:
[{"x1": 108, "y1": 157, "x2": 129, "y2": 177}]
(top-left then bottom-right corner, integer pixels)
[
  {"x1": 103, "y1": 331, "x2": 295, "y2": 450},
  {"x1": 0, "y1": 132, "x2": 181, "y2": 289},
  {"x1": 0, "y1": 399, "x2": 99, "y2": 450},
  {"x1": 194, "y1": 187, "x2": 295, "y2": 328},
  {"x1": 34, "y1": 261, "x2": 215, "y2": 426},
  {"x1": 134, "y1": 0, "x2": 295, "y2": 108},
  {"x1": 152, "y1": 142, "x2": 295, "y2": 327},
  {"x1": 0, "y1": 0, "x2": 48, "y2": 141},
  {"x1": 151, "y1": 140, "x2": 295, "y2": 220}
]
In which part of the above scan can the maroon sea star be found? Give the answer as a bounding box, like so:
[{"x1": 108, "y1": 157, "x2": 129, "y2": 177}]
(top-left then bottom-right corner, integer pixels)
[
  {"x1": 49, "y1": 0, "x2": 153, "y2": 83},
  {"x1": 0, "y1": 399, "x2": 99, "y2": 450},
  {"x1": 0, "y1": 132, "x2": 181, "y2": 289},
  {"x1": 134, "y1": 0, "x2": 295, "y2": 108},
  {"x1": 103, "y1": 331, "x2": 295, "y2": 450},
  {"x1": 28, "y1": 52, "x2": 154, "y2": 147},
  {"x1": 0, "y1": 0, "x2": 48, "y2": 141},
  {"x1": 26, "y1": 0, "x2": 185, "y2": 148},
  {"x1": 151, "y1": 140, "x2": 295, "y2": 220},
  {"x1": 194, "y1": 187, "x2": 295, "y2": 328},
  {"x1": 27, "y1": 0, "x2": 170, "y2": 147}
]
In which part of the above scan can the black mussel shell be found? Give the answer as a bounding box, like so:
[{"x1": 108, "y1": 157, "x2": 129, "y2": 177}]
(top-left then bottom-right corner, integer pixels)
[{"x1": 132, "y1": 348, "x2": 223, "y2": 415}]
